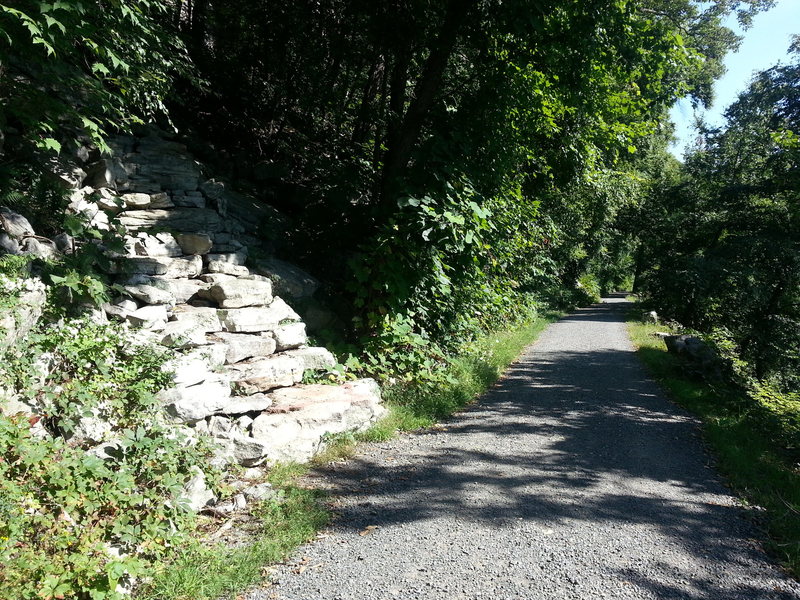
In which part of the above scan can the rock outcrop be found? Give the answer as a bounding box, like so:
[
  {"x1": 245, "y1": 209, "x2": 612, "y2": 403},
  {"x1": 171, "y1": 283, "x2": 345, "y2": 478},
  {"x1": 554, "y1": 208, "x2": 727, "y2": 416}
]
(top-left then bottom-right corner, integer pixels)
[{"x1": 2, "y1": 129, "x2": 386, "y2": 467}]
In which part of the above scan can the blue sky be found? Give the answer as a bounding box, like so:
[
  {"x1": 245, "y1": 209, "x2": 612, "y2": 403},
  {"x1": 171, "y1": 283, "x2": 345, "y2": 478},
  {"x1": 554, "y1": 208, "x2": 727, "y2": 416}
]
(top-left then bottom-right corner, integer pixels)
[{"x1": 668, "y1": 0, "x2": 799, "y2": 158}]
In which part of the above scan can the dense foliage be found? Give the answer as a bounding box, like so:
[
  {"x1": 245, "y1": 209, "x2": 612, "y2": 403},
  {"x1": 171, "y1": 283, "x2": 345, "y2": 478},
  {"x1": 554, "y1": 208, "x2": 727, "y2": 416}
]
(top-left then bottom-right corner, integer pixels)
[
  {"x1": 635, "y1": 45, "x2": 799, "y2": 394},
  {"x1": 163, "y1": 1, "x2": 767, "y2": 367}
]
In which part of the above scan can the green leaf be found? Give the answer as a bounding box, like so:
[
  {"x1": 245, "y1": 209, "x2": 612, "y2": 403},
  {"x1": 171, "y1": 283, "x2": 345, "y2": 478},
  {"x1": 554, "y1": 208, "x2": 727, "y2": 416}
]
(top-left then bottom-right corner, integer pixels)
[{"x1": 40, "y1": 137, "x2": 62, "y2": 153}]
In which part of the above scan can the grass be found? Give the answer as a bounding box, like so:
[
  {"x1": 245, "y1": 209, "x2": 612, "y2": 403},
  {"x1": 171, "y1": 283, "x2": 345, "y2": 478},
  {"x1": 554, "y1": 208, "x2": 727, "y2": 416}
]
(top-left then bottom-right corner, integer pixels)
[
  {"x1": 137, "y1": 463, "x2": 327, "y2": 600},
  {"x1": 369, "y1": 311, "x2": 560, "y2": 436},
  {"x1": 137, "y1": 311, "x2": 559, "y2": 599},
  {"x1": 627, "y1": 312, "x2": 800, "y2": 579}
]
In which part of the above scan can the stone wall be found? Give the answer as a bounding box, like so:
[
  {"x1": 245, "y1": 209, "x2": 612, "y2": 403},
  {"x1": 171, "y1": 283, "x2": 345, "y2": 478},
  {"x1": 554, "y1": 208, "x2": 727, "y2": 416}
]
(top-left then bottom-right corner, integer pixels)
[{"x1": 1, "y1": 128, "x2": 385, "y2": 466}]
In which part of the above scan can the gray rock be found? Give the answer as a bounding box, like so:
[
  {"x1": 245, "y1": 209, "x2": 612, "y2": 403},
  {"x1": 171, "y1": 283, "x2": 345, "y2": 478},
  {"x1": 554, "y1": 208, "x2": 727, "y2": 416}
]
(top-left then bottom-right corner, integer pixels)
[
  {"x1": 212, "y1": 432, "x2": 272, "y2": 466},
  {"x1": 181, "y1": 465, "x2": 216, "y2": 512},
  {"x1": 171, "y1": 192, "x2": 206, "y2": 208},
  {"x1": 67, "y1": 196, "x2": 111, "y2": 230},
  {"x1": 149, "y1": 192, "x2": 175, "y2": 209},
  {"x1": 254, "y1": 257, "x2": 319, "y2": 300},
  {"x1": 159, "y1": 320, "x2": 210, "y2": 348},
  {"x1": 208, "y1": 415, "x2": 233, "y2": 436},
  {"x1": 215, "y1": 393, "x2": 273, "y2": 415},
  {"x1": 283, "y1": 346, "x2": 336, "y2": 371},
  {"x1": 161, "y1": 375, "x2": 232, "y2": 422},
  {"x1": 186, "y1": 343, "x2": 229, "y2": 370},
  {"x1": 211, "y1": 493, "x2": 248, "y2": 515},
  {"x1": 206, "y1": 251, "x2": 248, "y2": 266},
  {"x1": 170, "y1": 305, "x2": 222, "y2": 333},
  {"x1": 226, "y1": 355, "x2": 305, "y2": 395},
  {"x1": 117, "y1": 208, "x2": 223, "y2": 233},
  {"x1": 84, "y1": 157, "x2": 129, "y2": 189},
  {"x1": 217, "y1": 298, "x2": 301, "y2": 333},
  {"x1": 0, "y1": 232, "x2": 20, "y2": 254},
  {"x1": 20, "y1": 237, "x2": 58, "y2": 260},
  {"x1": 175, "y1": 233, "x2": 213, "y2": 255},
  {"x1": 0, "y1": 207, "x2": 34, "y2": 238},
  {"x1": 0, "y1": 286, "x2": 47, "y2": 350},
  {"x1": 126, "y1": 304, "x2": 169, "y2": 330},
  {"x1": 125, "y1": 232, "x2": 183, "y2": 258},
  {"x1": 69, "y1": 414, "x2": 114, "y2": 445},
  {"x1": 241, "y1": 483, "x2": 280, "y2": 502},
  {"x1": 236, "y1": 415, "x2": 254, "y2": 431},
  {"x1": 53, "y1": 233, "x2": 74, "y2": 254},
  {"x1": 199, "y1": 273, "x2": 237, "y2": 284},
  {"x1": 249, "y1": 414, "x2": 304, "y2": 458},
  {"x1": 273, "y1": 323, "x2": 307, "y2": 351},
  {"x1": 246, "y1": 379, "x2": 385, "y2": 463},
  {"x1": 124, "y1": 284, "x2": 176, "y2": 306},
  {"x1": 92, "y1": 188, "x2": 123, "y2": 213},
  {"x1": 112, "y1": 255, "x2": 202, "y2": 278},
  {"x1": 212, "y1": 332, "x2": 277, "y2": 364},
  {"x1": 204, "y1": 278, "x2": 273, "y2": 309},
  {"x1": 206, "y1": 260, "x2": 250, "y2": 276},
  {"x1": 121, "y1": 192, "x2": 151, "y2": 208}
]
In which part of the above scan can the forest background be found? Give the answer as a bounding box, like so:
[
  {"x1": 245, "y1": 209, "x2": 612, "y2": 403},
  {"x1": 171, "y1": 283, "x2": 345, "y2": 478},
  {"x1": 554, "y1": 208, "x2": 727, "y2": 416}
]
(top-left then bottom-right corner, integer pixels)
[{"x1": 1, "y1": 0, "x2": 797, "y2": 458}]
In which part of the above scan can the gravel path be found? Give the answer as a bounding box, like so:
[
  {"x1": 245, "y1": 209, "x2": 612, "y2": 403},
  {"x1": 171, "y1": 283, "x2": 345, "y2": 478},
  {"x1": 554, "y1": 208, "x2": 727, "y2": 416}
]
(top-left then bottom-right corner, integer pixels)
[{"x1": 246, "y1": 296, "x2": 800, "y2": 600}]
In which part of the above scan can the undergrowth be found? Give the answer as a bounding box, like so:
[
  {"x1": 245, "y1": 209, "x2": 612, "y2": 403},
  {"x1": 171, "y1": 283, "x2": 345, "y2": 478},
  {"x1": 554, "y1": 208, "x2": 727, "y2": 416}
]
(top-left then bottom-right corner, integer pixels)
[{"x1": 627, "y1": 311, "x2": 800, "y2": 578}]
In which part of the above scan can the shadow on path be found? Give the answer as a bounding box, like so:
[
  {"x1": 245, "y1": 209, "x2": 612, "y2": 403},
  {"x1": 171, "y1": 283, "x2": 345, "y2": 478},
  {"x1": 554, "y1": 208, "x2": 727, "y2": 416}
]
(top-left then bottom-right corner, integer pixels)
[{"x1": 290, "y1": 298, "x2": 798, "y2": 599}]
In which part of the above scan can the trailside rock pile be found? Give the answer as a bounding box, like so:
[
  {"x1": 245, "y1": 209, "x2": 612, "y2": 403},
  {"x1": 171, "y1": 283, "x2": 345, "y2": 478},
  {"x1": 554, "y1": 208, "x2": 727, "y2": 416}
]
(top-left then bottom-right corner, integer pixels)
[{"x1": 1, "y1": 129, "x2": 385, "y2": 466}]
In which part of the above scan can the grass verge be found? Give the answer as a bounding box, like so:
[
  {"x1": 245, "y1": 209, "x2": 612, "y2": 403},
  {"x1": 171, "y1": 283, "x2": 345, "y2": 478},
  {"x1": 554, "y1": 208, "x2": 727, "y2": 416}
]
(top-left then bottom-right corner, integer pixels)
[
  {"x1": 627, "y1": 313, "x2": 800, "y2": 578},
  {"x1": 138, "y1": 311, "x2": 558, "y2": 599},
  {"x1": 359, "y1": 310, "x2": 560, "y2": 441},
  {"x1": 136, "y1": 463, "x2": 326, "y2": 600}
]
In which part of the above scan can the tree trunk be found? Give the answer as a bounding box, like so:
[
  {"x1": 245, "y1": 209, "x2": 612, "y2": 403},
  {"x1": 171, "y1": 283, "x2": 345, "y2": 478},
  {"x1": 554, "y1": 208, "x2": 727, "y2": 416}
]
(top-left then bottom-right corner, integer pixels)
[{"x1": 378, "y1": 0, "x2": 476, "y2": 213}]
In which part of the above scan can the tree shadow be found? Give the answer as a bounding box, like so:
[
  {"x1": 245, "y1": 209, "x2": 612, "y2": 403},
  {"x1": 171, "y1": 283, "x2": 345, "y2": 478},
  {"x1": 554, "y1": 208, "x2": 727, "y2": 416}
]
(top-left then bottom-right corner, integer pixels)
[{"x1": 302, "y1": 302, "x2": 799, "y2": 599}]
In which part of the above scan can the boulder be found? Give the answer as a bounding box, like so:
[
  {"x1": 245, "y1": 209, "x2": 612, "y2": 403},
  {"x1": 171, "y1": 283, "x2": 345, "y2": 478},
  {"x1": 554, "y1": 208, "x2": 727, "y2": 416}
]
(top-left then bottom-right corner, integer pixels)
[
  {"x1": 160, "y1": 375, "x2": 232, "y2": 422},
  {"x1": 217, "y1": 298, "x2": 300, "y2": 333},
  {"x1": 126, "y1": 304, "x2": 169, "y2": 330},
  {"x1": 226, "y1": 355, "x2": 304, "y2": 395},
  {"x1": 214, "y1": 393, "x2": 273, "y2": 415},
  {"x1": 273, "y1": 323, "x2": 307, "y2": 351},
  {"x1": 203, "y1": 278, "x2": 273, "y2": 308},
  {"x1": 245, "y1": 379, "x2": 385, "y2": 463},
  {"x1": 117, "y1": 208, "x2": 223, "y2": 233},
  {"x1": 211, "y1": 332, "x2": 277, "y2": 364},
  {"x1": 283, "y1": 346, "x2": 336, "y2": 371},
  {"x1": 174, "y1": 232, "x2": 213, "y2": 255}
]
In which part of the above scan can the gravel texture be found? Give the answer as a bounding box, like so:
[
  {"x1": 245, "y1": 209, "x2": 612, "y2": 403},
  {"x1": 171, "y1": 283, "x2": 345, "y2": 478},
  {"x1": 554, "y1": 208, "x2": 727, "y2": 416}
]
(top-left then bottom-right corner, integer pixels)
[{"x1": 245, "y1": 296, "x2": 800, "y2": 600}]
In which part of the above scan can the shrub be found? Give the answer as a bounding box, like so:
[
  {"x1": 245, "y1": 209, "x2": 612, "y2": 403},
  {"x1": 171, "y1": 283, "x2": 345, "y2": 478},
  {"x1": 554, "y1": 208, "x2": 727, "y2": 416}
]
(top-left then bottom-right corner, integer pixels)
[{"x1": 0, "y1": 317, "x2": 221, "y2": 600}]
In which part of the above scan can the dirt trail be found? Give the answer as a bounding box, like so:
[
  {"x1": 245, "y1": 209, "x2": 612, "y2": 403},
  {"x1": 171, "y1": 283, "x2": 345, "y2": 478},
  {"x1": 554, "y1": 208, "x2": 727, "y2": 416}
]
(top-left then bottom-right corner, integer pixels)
[{"x1": 246, "y1": 296, "x2": 800, "y2": 600}]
